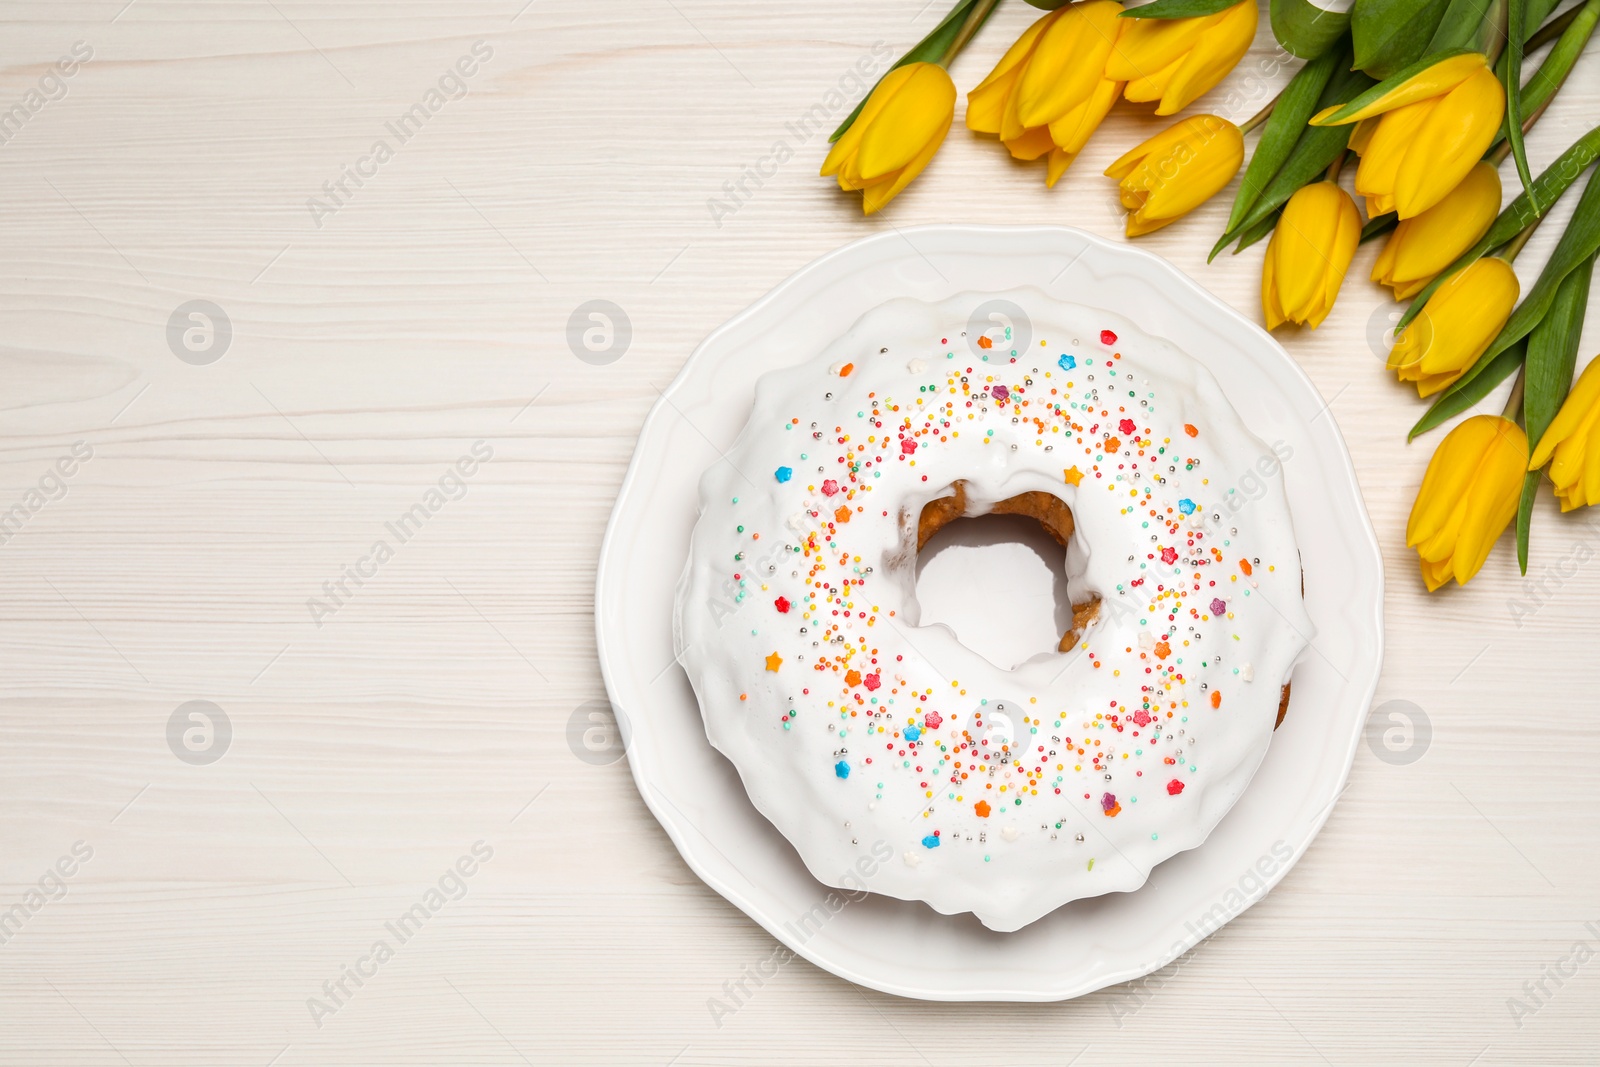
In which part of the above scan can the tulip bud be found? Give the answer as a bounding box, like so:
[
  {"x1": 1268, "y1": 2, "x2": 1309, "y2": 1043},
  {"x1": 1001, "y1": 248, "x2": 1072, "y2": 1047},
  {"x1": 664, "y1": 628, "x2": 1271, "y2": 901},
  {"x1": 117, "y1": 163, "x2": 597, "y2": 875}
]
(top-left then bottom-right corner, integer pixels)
[
  {"x1": 1408, "y1": 414, "x2": 1528, "y2": 591},
  {"x1": 1104, "y1": 115, "x2": 1244, "y2": 237},
  {"x1": 967, "y1": 1, "x2": 1124, "y2": 186},
  {"x1": 1372, "y1": 162, "x2": 1502, "y2": 299},
  {"x1": 1311, "y1": 53, "x2": 1503, "y2": 219},
  {"x1": 822, "y1": 62, "x2": 956, "y2": 215},
  {"x1": 1529, "y1": 355, "x2": 1600, "y2": 511},
  {"x1": 1107, "y1": 1, "x2": 1259, "y2": 116},
  {"x1": 1261, "y1": 181, "x2": 1362, "y2": 330},
  {"x1": 1388, "y1": 257, "x2": 1520, "y2": 397}
]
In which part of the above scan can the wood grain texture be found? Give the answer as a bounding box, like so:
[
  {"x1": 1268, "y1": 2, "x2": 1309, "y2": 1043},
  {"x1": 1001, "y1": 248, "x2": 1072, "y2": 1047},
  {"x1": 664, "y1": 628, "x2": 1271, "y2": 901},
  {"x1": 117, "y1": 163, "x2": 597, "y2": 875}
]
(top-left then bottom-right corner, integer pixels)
[{"x1": 0, "y1": 1, "x2": 1597, "y2": 1063}]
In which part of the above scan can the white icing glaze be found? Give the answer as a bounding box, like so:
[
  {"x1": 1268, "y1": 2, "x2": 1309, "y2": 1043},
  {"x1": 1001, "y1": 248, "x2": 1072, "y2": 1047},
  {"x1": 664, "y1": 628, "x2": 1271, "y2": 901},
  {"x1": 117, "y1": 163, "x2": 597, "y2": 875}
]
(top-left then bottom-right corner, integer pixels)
[{"x1": 674, "y1": 291, "x2": 1311, "y2": 931}]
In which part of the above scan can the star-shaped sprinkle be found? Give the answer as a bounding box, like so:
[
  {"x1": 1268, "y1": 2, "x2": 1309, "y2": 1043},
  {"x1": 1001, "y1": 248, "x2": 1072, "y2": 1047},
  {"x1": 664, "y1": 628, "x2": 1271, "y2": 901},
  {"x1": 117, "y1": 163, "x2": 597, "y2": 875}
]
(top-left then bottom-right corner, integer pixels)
[
  {"x1": 1064, "y1": 466, "x2": 1083, "y2": 486},
  {"x1": 765, "y1": 652, "x2": 782, "y2": 672}
]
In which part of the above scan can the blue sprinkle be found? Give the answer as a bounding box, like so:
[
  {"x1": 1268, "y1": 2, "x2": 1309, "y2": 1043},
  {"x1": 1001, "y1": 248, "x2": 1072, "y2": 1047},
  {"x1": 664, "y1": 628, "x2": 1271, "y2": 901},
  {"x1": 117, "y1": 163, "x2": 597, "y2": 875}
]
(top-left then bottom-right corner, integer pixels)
[
  {"x1": 834, "y1": 760, "x2": 850, "y2": 779},
  {"x1": 775, "y1": 466, "x2": 792, "y2": 483},
  {"x1": 1058, "y1": 354, "x2": 1076, "y2": 371},
  {"x1": 921, "y1": 834, "x2": 940, "y2": 849},
  {"x1": 1178, "y1": 498, "x2": 1196, "y2": 515},
  {"x1": 904, "y1": 725, "x2": 921, "y2": 742}
]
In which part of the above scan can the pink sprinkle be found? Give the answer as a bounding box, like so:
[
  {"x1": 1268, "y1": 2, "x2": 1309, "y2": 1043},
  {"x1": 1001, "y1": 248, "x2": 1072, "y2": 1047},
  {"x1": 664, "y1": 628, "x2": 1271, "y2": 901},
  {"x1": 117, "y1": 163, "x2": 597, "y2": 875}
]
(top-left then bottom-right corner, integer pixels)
[
  {"x1": 992, "y1": 385, "x2": 1010, "y2": 403},
  {"x1": 1119, "y1": 418, "x2": 1136, "y2": 435},
  {"x1": 1100, "y1": 330, "x2": 1117, "y2": 346},
  {"x1": 821, "y1": 479, "x2": 838, "y2": 496},
  {"x1": 1132, "y1": 710, "x2": 1151, "y2": 726},
  {"x1": 1101, "y1": 792, "x2": 1118, "y2": 812},
  {"x1": 900, "y1": 438, "x2": 917, "y2": 455},
  {"x1": 1161, "y1": 547, "x2": 1178, "y2": 565},
  {"x1": 864, "y1": 673, "x2": 881, "y2": 691},
  {"x1": 924, "y1": 711, "x2": 942, "y2": 729},
  {"x1": 1210, "y1": 597, "x2": 1226, "y2": 616}
]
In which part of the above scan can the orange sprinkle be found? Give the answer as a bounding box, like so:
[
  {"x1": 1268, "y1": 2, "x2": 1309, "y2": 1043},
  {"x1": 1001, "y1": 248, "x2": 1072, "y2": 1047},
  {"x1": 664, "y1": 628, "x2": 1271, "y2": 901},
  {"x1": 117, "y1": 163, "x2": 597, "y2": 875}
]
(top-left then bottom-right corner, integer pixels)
[
  {"x1": 1210, "y1": 691, "x2": 1222, "y2": 709},
  {"x1": 1239, "y1": 559, "x2": 1253, "y2": 576},
  {"x1": 1184, "y1": 424, "x2": 1199, "y2": 437}
]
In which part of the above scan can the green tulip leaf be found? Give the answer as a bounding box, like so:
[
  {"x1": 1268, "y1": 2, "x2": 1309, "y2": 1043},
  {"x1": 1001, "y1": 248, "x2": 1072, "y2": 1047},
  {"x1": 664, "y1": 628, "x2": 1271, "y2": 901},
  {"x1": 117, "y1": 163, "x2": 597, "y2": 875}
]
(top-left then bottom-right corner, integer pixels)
[
  {"x1": 1491, "y1": 0, "x2": 1600, "y2": 153},
  {"x1": 830, "y1": 0, "x2": 985, "y2": 142},
  {"x1": 1398, "y1": 121, "x2": 1600, "y2": 331},
  {"x1": 1207, "y1": 65, "x2": 1373, "y2": 262},
  {"x1": 1470, "y1": 164, "x2": 1600, "y2": 378},
  {"x1": 1352, "y1": 0, "x2": 1452, "y2": 77},
  {"x1": 1225, "y1": 45, "x2": 1343, "y2": 236},
  {"x1": 1116, "y1": 0, "x2": 1246, "y2": 17},
  {"x1": 1523, "y1": 0, "x2": 1568, "y2": 37},
  {"x1": 1230, "y1": 206, "x2": 1283, "y2": 255},
  {"x1": 1407, "y1": 338, "x2": 1528, "y2": 439},
  {"x1": 1313, "y1": 48, "x2": 1477, "y2": 126},
  {"x1": 1514, "y1": 470, "x2": 1542, "y2": 572},
  {"x1": 1428, "y1": 0, "x2": 1507, "y2": 55},
  {"x1": 1517, "y1": 254, "x2": 1595, "y2": 568},
  {"x1": 1503, "y1": 0, "x2": 1536, "y2": 206},
  {"x1": 1270, "y1": 0, "x2": 1351, "y2": 58}
]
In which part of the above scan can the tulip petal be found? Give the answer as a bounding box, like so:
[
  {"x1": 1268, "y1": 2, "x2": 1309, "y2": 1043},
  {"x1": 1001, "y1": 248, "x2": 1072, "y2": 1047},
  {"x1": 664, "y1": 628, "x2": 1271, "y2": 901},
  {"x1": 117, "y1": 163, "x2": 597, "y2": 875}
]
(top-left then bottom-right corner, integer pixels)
[
  {"x1": 862, "y1": 120, "x2": 950, "y2": 215},
  {"x1": 1261, "y1": 230, "x2": 1285, "y2": 330},
  {"x1": 1105, "y1": 14, "x2": 1199, "y2": 81},
  {"x1": 1353, "y1": 98, "x2": 1431, "y2": 209},
  {"x1": 1408, "y1": 415, "x2": 1501, "y2": 547},
  {"x1": 821, "y1": 64, "x2": 921, "y2": 178},
  {"x1": 1047, "y1": 77, "x2": 1121, "y2": 155},
  {"x1": 1122, "y1": 57, "x2": 1182, "y2": 105},
  {"x1": 1414, "y1": 259, "x2": 1518, "y2": 375},
  {"x1": 1377, "y1": 162, "x2": 1500, "y2": 292},
  {"x1": 1153, "y1": 1, "x2": 1257, "y2": 115},
  {"x1": 1392, "y1": 66, "x2": 1504, "y2": 218},
  {"x1": 1532, "y1": 357, "x2": 1600, "y2": 467},
  {"x1": 966, "y1": 70, "x2": 1019, "y2": 135},
  {"x1": 1448, "y1": 420, "x2": 1526, "y2": 585},
  {"x1": 1045, "y1": 147, "x2": 1077, "y2": 188},
  {"x1": 1311, "y1": 52, "x2": 1487, "y2": 125},
  {"x1": 1016, "y1": 0, "x2": 1122, "y2": 129},
  {"x1": 1139, "y1": 121, "x2": 1243, "y2": 219},
  {"x1": 856, "y1": 64, "x2": 956, "y2": 182},
  {"x1": 971, "y1": 9, "x2": 1056, "y2": 96},
  {"x1": 1004, "y1": 124, "x2": 1056, "y2": 161},
  {"x1": 1269, "y1": 182, "x2": 1352, "y2": 327}
]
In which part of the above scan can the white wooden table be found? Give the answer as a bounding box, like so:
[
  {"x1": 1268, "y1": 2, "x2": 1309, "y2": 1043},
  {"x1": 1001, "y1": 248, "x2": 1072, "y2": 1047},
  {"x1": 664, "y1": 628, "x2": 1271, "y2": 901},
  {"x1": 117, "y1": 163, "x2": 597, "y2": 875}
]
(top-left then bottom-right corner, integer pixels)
[{"x1": 2, "y1": 2, "x2": 1597, "y2": 1063}]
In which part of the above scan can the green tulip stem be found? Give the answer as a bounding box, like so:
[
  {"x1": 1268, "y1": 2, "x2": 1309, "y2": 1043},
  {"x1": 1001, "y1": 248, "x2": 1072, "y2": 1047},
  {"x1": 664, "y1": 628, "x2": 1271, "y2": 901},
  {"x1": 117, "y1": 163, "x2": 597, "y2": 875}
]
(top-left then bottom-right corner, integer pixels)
[
  {"x1": 1325, "y1": 148, "x2": 1349, "y2": 182},
  {"x1": 1526, "y1": 1, "x2": 1585, "y2": 50},
  {"x1": 1497, "y1": 214, "x2": 1544, "y2": 263},
  {"x1": 1240, "y1": 96, "x2": 1277, "y2": 135},
  {"x1": 940, "y1": 0, "x2": 1002, "y2": 66},
  {"x1": 1502, "y1": 365, "x2": 1528, "y2": 422},
  {"x1": 1489, "y1": 88, "x2": 1556, "y2": 165}
]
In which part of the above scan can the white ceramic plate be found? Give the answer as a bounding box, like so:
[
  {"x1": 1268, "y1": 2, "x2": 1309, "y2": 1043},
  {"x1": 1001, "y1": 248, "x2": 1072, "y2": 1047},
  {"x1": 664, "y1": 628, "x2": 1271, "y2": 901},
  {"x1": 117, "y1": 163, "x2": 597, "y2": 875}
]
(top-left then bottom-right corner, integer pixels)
[{"x1": 595, "y1": 225, "x2": 1384, "y2": 1001}]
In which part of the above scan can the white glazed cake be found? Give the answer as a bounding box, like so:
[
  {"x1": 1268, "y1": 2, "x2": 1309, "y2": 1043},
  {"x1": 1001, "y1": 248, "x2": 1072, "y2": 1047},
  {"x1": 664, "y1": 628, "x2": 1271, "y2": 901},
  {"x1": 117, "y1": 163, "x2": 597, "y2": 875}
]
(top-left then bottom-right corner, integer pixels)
[{"x1": 674, "y1": 290, "x2": 1311, "y2": 932}]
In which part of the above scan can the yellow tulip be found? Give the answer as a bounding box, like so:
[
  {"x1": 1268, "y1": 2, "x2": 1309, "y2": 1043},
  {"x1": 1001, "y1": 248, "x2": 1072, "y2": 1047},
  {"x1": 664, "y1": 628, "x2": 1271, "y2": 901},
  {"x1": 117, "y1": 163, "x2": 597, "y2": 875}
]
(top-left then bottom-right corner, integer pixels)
[
  {"x1": 1372, "y1": 161, "x2": 1501, "y2": 299},
  {"x1": 822, "y1": 62, "x2": 956, "y2": 215},
  {"x1": 966, "y1": 1, "x2": 1124, "y2": 186},
  {"x1": 1408, "y1": 414, "x2": 1528, "y2": 591},
  {"x1": 1261, "y1": 181, "x2": 1362, "y2": 329},
  {"x1": 1106, "y1": 0, "x2": 1258, "y2": 116},
  {"x1": 1104, "y1": 115, "x2": 1244, "y2": 237},
  {"x1": 1388, "y1": 257, "x2": 1519, "y2": 397},
  {"x1": 1311, "y1": 53, "x2": 1504, "y2": 219},
  {"x1": 1529, "y1": 356, "x2": 1600, "y2": 511}
]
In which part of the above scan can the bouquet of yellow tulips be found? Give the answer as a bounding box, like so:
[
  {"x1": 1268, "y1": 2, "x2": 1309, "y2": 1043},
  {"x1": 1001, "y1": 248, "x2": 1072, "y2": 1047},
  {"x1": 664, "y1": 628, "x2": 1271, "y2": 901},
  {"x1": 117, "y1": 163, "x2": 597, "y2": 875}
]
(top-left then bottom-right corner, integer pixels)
[{"x1": 817, "y1": 0, "x2": 1600, "y2": 597}]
